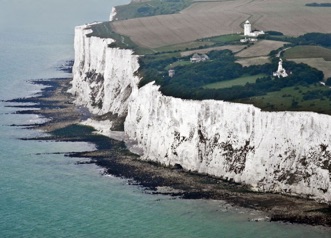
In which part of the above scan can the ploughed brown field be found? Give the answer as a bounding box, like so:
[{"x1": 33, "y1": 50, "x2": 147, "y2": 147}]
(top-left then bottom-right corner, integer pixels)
[{"x1": 111, "y1": 0, "x2": 331, "y2": 49}]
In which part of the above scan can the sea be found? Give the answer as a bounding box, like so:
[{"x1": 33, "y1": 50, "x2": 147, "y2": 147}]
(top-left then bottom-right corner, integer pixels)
[{"x1": 0, "y1": 1, "x2": 330, "y2": 237}]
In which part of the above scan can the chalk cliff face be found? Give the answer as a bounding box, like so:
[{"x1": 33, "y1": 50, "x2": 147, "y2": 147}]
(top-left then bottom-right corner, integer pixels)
[
  {"x1": 70, "y1": 24, "x2": 331, "y2": 203},
  {"x1": 126, "y1": 83, "x2": 331, "y2": 202},
  {"x1": 69, "y1": 24, "x2": 140, "y2": 118}
]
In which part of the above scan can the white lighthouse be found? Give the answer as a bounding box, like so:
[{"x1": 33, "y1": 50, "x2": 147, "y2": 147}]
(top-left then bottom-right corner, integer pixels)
[
  {"x1": 243, "y1": 19, "x2": 264, "y2": 37},
  {"x1": 244, "y1": 20, "x2": 252, "y2": 36}
]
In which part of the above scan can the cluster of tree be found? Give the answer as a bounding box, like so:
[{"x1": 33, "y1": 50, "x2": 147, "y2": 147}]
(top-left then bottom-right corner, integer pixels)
[
  {"x1": 161, "y1": 63, "x2": 323, "y2": 101},
  {"x1": 138, "y1": 49, "x2": 324, "y2": 102},
  {"x1": 295, "y1": 33, "x2": 331, "y2": 47},
  {"x1": 305, "y1": 3, "x2": 331, "y2": 7},
  {"x1": 138, "y1": 54, "x2": 177, "y2": 87},
  {"x1": 325, "y1": 77, "x2": 331, "y2": 86},
  {"x1": 137, "y1": 6, "x2": 156, "y2": 16},
  {"x1": 139, "y1": 50, "x2": 236, "y2": 88},
  {"x1": 262, "y1": 32, "x2": 331, "y2": 49},
  {"x1": 171, "y1": 50, "x2": 242, "y2": 86},
  {"x1": 264, "y1": 31, "x2": 284, "y2": 36}
]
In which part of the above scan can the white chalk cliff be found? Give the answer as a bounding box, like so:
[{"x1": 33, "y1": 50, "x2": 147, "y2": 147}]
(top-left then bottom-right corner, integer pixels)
[
  {"x1": 69, "y1": 24, "x2": 140, "y2": 118},
  {"x1": 70, "y1": 23, "x2": 331, "y2": 203}
]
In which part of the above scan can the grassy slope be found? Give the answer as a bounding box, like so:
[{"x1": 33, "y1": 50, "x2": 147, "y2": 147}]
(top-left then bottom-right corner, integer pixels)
[
  {"x1": 203, "y1": 34, "x2": 243, "y2": 44},
  {"x1": 203, "y1": 74, "x2": 266, "y2": 89}
]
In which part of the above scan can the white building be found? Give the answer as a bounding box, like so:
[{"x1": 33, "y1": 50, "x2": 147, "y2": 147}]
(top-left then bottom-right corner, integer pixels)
[
  {"x1": 243, "y1": 20, "x2": 264, "y2": 37},
  {"x1": 240, "y1": 37, "x2": 258, "y2": 43},
  {"x1": 273, "y1": 58, "x2": 288, "y2": 78},
  {"x1": 190, "y1": 53, "x2": 209, "y2": 63},
  {"x1": 168, "y1": 69, "x2": 175, "y2": 78},
  {"x1": 244, "y1": 20, "x2": 252, "y2": 36}
]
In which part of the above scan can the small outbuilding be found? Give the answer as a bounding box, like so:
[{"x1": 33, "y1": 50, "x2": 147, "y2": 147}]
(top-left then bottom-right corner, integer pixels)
[{"x1": 168, "y1": 69, "x2": 175, "y2": 78}]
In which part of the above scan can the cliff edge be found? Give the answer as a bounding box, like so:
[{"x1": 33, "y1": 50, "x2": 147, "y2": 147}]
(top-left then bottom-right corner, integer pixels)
[{"x1": 69, "y1": 23, "x2": 331, "y2": 203}]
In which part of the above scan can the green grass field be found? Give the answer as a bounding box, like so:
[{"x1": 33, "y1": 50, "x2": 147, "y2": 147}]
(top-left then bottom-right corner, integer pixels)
[
  {"x1": 236, "y1": 84, "x2": 331, "y2": 114},
  {"x1": 154, "y1": 33, "x2": 243, "y2": 53},
  {"x1": 166, "y1": 60, "x2": 191, "y2": 70},
  {"x1": 203, "y1": 34, "x2": 243, "y2": 44},
  {"x1": 203, "y1": 74, "x2": 266, "y2": 89},
  {"x1": 284, "y1": 46, "x2": 331, "y2": 61},
  {"x1": 154, "y1": 41, "x2": 214, "y2": 53}
]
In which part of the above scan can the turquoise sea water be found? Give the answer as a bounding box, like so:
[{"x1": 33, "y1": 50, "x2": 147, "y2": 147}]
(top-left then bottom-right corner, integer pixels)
[{"x1": 0, "y1": 1, "x2": 330, "y2": 237}]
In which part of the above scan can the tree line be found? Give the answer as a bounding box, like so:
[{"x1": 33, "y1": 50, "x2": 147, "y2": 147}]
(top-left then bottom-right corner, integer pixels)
[{"x1": 138, "y1": 49, "x2": 323, "y2": 101}]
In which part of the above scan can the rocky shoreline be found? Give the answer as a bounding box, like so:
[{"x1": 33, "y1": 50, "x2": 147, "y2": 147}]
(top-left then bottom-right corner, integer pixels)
[{"x1": 7, "y1": 77, "x2": 331, "y2": 227}]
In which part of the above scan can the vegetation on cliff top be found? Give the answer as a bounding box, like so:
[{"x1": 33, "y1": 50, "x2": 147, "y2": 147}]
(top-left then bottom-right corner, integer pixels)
[
  {"x1": 138, "y1": 33, "x2": 331, "y2": 114},
  {"x1": 87, "y1": 0, "x2": 331, "y2": 114}
]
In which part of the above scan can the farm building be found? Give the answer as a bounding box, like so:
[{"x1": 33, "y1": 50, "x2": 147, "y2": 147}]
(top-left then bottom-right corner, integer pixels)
[
  {"x1": 190, "y1": 53, "x2": 209, "y2": 63},
  {"x1": 240, "y1": 37, "x2": 258, "y2": 43},
  {"x1": 168, "y1": 69, "x2": 175, "y2": 77}
]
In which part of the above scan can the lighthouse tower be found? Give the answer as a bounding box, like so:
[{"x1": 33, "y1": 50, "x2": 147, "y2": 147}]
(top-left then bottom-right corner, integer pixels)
[{"x1": 244, "y1": 20, "x2": 252, "y2": 36}]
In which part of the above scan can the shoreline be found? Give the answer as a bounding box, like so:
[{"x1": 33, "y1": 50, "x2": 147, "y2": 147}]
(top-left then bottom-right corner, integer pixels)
[{"x1": 8, "y1": 76, "x2": 331, "y2": 227}]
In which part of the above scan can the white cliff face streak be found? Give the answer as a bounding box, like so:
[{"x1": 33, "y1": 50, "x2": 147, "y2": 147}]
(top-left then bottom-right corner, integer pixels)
[
  {"x1": 69, "y1": 24, "x2": 140, "y2": 118},
  {"x1": 71, "y1": 24, "x2": 331, "y2": 203},
  {"x1": 125, "y1": 83, "x2": 331, "y2": 202}
]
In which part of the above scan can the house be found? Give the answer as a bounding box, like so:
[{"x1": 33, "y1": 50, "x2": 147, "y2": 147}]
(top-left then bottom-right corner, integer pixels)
[
  {"x1": 190, "y1": 53, "x2": 209, "y2": 63},
  {"x1": 168, "y1": 69, "x2": 175, "y2": 77}
]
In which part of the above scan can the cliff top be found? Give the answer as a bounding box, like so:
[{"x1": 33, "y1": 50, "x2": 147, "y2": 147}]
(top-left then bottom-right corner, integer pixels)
[{"x1": 87, "y1": 0, "x2": 331, "y2": 115}]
